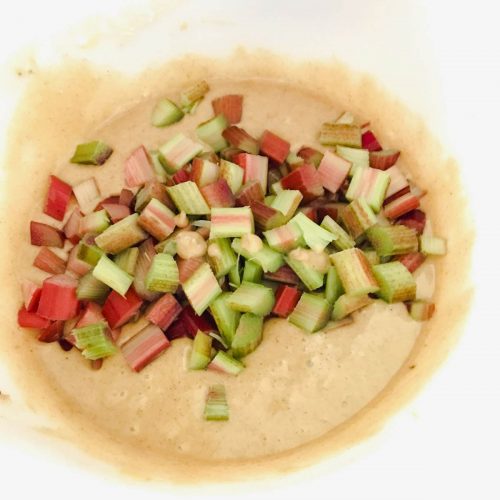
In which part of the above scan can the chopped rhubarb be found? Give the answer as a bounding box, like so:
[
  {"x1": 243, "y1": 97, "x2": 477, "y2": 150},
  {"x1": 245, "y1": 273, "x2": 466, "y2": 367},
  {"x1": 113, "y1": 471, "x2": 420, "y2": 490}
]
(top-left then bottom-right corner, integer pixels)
[
  {"x1": 290, "y1": 212, "x2": 335, "y2": 252},
  {"x1": 336, "y1": 145, "x2": 369, "y2": 173},
  {"x1": 228, "y1": 282, "x2": 275, "y2": 316},
  {"x1": 361, "y1": 129, "x2": 382, "y2": 151},
  {"x1": 209, "y1": 292, "x2": 241, "y2": 345},
  {"x1": 284, "y1": 254, "x2": 325, "y2": 291},
  {"x1": 67, "y1": 244, "x2": 93, "y2": 276},
  {"x1": 135, "y1": 180, "x2": 170, "y2": 212},
  {"x1": 420, "y1": 235, "x2": 447, "y2": 256},
  {"x1": 171, "y1": 168, "x2": 191, "y2": 185},
  {"x1": 280, "y1": 164, "x2": 324, "y2": 202},
  {"x1": 321, "y1": 215, "x2": 356, "y2": 250},
  {"x1": 177, "y1": 256, "x2": 205, "y2": 283},
  {"x1": 383, "y1": 192, "x2": 420, "y2": 219},
  {"x1": 372, "y1": 261, "x2": 416, "y2": 303},
  {"x1": 332, "y1": 294, "x2": 373, "y2": 320},
  {"x1": 92, "y1": 255, "x2": 133, "y2": 296},
  {"x1": 297, "y1": 146, "x2": 324, "y2": 167},
  {"x1": 397, "y1": 252, "x2": 426, "y2": 273},
  {"x1": 138, "y1": 198, "x2": 176, "y2": 241},
  {"x1": 231, "y1": 239, "x2": 284, "y2": 273},
  {"x1": 345, "y1": 167, "x2": 390, "y2": 212},
  {"x1": 63, "y1": 208, "x2": 82, "y2": 244},
  {"x1": 384, "y1": 166, "x2": 410, "y2": 199},
  {"x1": 208, "y1": 351, "x2": 244, "y2": 375},
  {"x1": 201, "y1": 179, "x2": 235, "y2": 208},
  {"x1": 271, "y1": 189, "x2": 303, "y2": 221},
  {"x1": 73, "y1": 177, "x2": 101, "y2": 215},
  {"x1": 124, "y1": 146, "x2": 155, "y2": 187},
  {"x1": 182, "y1": 262, "x2": 222, "y2": 315},
  {"x1": 76, "y1": 302, "x2": 105, "y2": 328},
  {"x1": 44, "y1": 175, "x2": 72, "y2": 221},
  {"x1": 180, "y1": 80, "x2": 209, "y2": 111},
  {"x1": 319, "y1": 123, "x2": 362, "y2": 148},
  {"x1": 167, "y1": 181, "x2": 210, "y2": 215},
  {"x1": 196, "y1": 114, "x2": 229, "y2": 152},
  {"x1": 264, "y1": 265, "x2": 301, "y2": 286},
  {"x1": 119, "y1": 188, "x2": 135, "y2": 208},
  {"x1": 146, "y1": 253, "x2": 179, "y2": 293},
  {"x1": 113, "y1": 247, "x2": 138, "y2": 276},
  {"x1": 212, "y1": 94, "x2": 243, "y2": 124},
  {"x1": 191, "y1": 157, "x2": 220, "y2": 187},
  {"x1": 250, "y1": 201, "x2": 286, "y2": 230},
  {"x1": 288, "y1": 293, "x2": 331, "y2": 333},
  {"x1": 122, "y1": 324, "x2": 169, "y2": 372},
  {"x1": 79, "y1": 209, "x2": 110, "y2": 235},
  {"x1": 159, "y1": 134, "x2": 204, "y2": 173},
  {"x1": 18, "y1": 307, "x2": 51, "y2": 329},
  {"x1": 37, "y1": 274, "x2": 79, "y2": 321},
  {"x1": 174, "y1": 305, "x2": 215, "y2": 338},
  {"x1": 222, "y1": 126, "x2": 259, "y2": 155},
  {"x1": 408, "y1": 300, "x2": 435, "y2": 321},
  {"x1": 146, "y1": 293, "x2": 182, "y2": 330},
  {"x1": 231, "y1": 313, "x2": 263, "y2": 358},
  {"x1": 366, "y1": 224, "x2": 419, "y2": 256},
  {"x1": 260, "y1": 130, "x2": 290, "y2": 164},
  {"x1": 325, "y1": 267, "x2": 344, "y2": 304},
  {"x1": 272, "y1": 285, "x2": 302, "y2": 318},
  {"x1": 189, "y1": 330, "x2": 213, "y2": 370},
  {"x1": 207, "y1": 238, "x2": 237, "y2": 278},
  {"x1": 235, "y1": 180, "x2": 264, "y2": 207},
  {"x1": 369, "y1": 149, "x2": 401, "y2": 170},
  {"x1": 234, "y1": 153, "x2": 269, "y2": 193},
  {"x1": 151, "y1": 98, "x2": 184, "y2": 127},
  {"x1": 38, "y1": 320, "x2": 64, "y2": 343},
  {"x1": 34, "y1": 247, "x2": 66, "y2": 275},
  {"x1": 102, "y1": 287, "x2": 143, "y2": 329},
  {"x1": 95, "y1": 214, "x2": 147, "y2": 254},
  {"x1": 30, "y1": 221, "x2": 64, "y2": 248},
  {"x1": 397, "y1": 209, "x2": 427, "y2": 235},
  {"x1": 21, "y1": 280, "x2": 42, "y2": 312},
  {"x1": 102, "y1": 203, "x2": 131, "y2": 223},
  {"x1": 210, "y1": 207, "x2": 254, "y2": 239},
  {"x1": 77, "y1": 238, "x2": 104, "y2": 266},
  {"x1": 204, "y1": 384, "x2": 229, "y2": 421},
  {"x1": 317, "y1": 150, "x2": 351, "y2": 195},
  {"x1": 263, "y1": 222, "x2": 303, "y2": 253},
  {"x1": 219, "y1": 159, "x2": 245, "y2": 194},
  {"x1": 70, "y1": 140, "x2": 113, "y2": 165},
  {"x1": 340, "y1": 198, "x2": 377, "y2": 239},
  {"x1": 133, "y1": 239, "x2": 161, "y2": 301}
]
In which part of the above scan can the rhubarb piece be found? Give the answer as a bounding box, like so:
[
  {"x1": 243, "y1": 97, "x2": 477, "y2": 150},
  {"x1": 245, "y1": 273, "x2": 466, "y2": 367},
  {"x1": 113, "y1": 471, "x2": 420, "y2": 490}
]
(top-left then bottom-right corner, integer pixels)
[
  {"x1": 76, "y1": 272, "x2": 110, "y2": 302},
  {"x1": 288, "y1": 293, "x2": 331, "y2": 333},
  {"x1": 271, "y1": 189, "x2": 303, "y2": 221},
  {"x1": 263, "y1": 222, "x2": 303, "y2": 253},
  {"x1": 97, "y1": 195, "x2": 120, "y2": 208},
  {"x1": 204, "y1": 384, "x2": 229, "y2": 421},
  {"x1": 102, "y1": 203, "x2": 130, "y2": 224},
  {"x1": 149, "y1": 150, "x2": 169, "y2": 183},
  {"x1": 101, "y1": 287, "x2": 143, "y2": 329},
  {"x1": 235, "y1": 153, "x2": 269, "y2": 193},
  {"x1": 272, "y1": 285, "x2": 302, "y2": 318},
  {"x1": 189, "y1": 330, "x2": 213, "y2": 369},
  {"x1": 219, "y1": 159, "x2": 245, "y2": 194},
  {"x1": 319, "y1": 123, "x2": 361, "y2": 148},
  {"x1": 44, "y1": 175, "x2": 72, "y2": 221},
  {"x1": 201, "y1": 179, "x2": 235, "y2": 208},
  {"x1": 76, "y1": 302, "x2": 104, "y2": 328},
  {"x1": 408, "y1": 300, "x2": 435, "y2": 321},
  {"x1": 332, "y1": 294, "x2": 373, "y2": 320},
  {"x1": 341, "y1": 199, "x2": 377, "y2": 239},
  {"x1": 93, "y1": 255, "x2": 133, "y2": 296},
  {"x1": 196, "y1": 114, "x2": 229, "y2": 152},
  {"x1": 146, "y1": 293, "x2": 182, "y2": 330},
  {"x1": 77, "y1": 239, "x2": 104, "y2": 266},
  {"x1": 369, "y1": 149, "x2": 401, "y2": 170},
  {"x1": 366, "y1": 224, "x2": 418, "y2": 257},
  {"x1": 30, "y1": 221, "x2": 64, "y2": 248},
  {"x1": 138, "y1": 198, "x2": 176, "y2": 241},
  {"x1": 174, "y1": 305, "x2": 215, "y2": 338},
  {"x1": 159, "y1": 134, "x2": 204, "y2": 173},
  {"x1": 242, "y1": 260, "x2": 263, "y2": 283},
  {"x1": 419, "y1": 235, "x2": 447, "y2": 256},
  {"x1": 397, "y1": 209, "x2": 426, "y2": 235},
  {"x1": 222, "y1": 126, "x2": 259, "y2": 154},
  {"x1": 231, "y1": 239, "x2": 284, "y2": 273},
  {"x1": 320, "y1": 215, "x2": 356, "y2": 250},
  {"x1": 260, "y1": 130, "x2": 290, "y2": 164},
  {"x1": 166, "y1": 181, "x2": 210, "y2": 215},
  {"x1": 250, "y1": 201, "x2": 286, "y2": 230},
  {"x1": 34, "y1": 247, "x2": 66, "y2": 274},
  {"x1": 180, "y1": 80, "x2": 209, "y2": 110},
  {"x1": 290, "y1": 212, "x2": 335, "y2": 252},
  {"x1": 21, "y1": 280, "x2": 42, "y2": 312},
  {"x1": 122, "y1": 324, "x2": 170, "y2": 372},
  {"x1": 133, "y1": 239, "x2": 161, "y2": 301},
  {"x1": 317, "y1": 150, "x2": 351, "y2": 194},
  {"x1": 325, "y1": 267, "x2": 344, "y2": 304},
  {"x1": 228, "y1": 262, "x2": 241, "y2": 288},
  {"x1": 207, "y1": 238, "x2": 237, "y2": 278},
  {"x1": 208, "y1": 351, "x2": 244, "y2": 375},
  {"x1": 384, "y1": 192, "x2": 420, "y2": 219},
  {"x1": 210, "y1": 207, "x2": 254, "y2": 239},
  {"x1": 227, "y1": 282, "x2": 275, "y2": 316},
  {"x1": 151, "y1": 98, "x2": 184, "y2": 127},
  {"x1": 231, "y1": 313, "x2": 263, "y2": 358},
  {"x1": 73, "y1": 177, "x2": 101, "y2": 215},
  {"x1": 361, "y1": 129, "x2": 382, "y2": 152},
  {"x1": 135, "y1": 180, "x2": 170, "y2": 212},
  {"x1": 38, "y1": 320, "x2": 64, "y2": 343},
  {"x1": 182, "y1": 262, "x2": 222, "y2": 315},
  {"x1": 331, "y1": 248, "x2": 379, "y2": 296},
  {"x1": 79, "y1": 209, "x2": 110, "y2": 235},
  {"x1": 264, "y1": 265, "x2": 300, "y2": 286},
  {"x1": 384, "y1": 166, "x2": 410, "y2": 199},
  {"x1": 70, "y1": 141, "x2": 113, "y2": 165},
  {"x1": 73, "y1": 322, "x2": 117, "y2": 360},
  {"x1": 270, "y1": 181, "x2": 284, "y2": 194},
  {"x1": 67, "y1": 244, "x2": 93, "y2": 276},
  {"x1": 297, "y1": 146, "x2": 323, "y2": 167},
  {"x1": 177, "y1": 256, "x2": 204, "y2": 283},
  {"x1": 191, "y1": 157, "x2": 220, "y2": 187},
  {"x1": 114, "y1": 247, "x2": 139, "y2": 275},
  {"x1": 336, "y1": 145, "x2": 369, "y2": 173},
  {"x1": 37, "y1": 274, "x2": 79, "y2": 320},
  {"x1": 346, "y1": 167, "x2": 390, "y2": 212},
  {"x1": 63, "y1": 208, "x2": 82, "y2": 244},
  {"x1": 280, "y1": 164, "x2": 324, "y2": 202},
  {"x1": 235, "y1": 180, "x2": 264, "y2": 207},
  {"x1": 18, "y1": 307, "x2": 50, "y2": 329},
  {"x1": 145, "y1": 253, "x2": 179, "y2": 293},
  {"x1": 212, "y1": 94, "x2": 243, "y2": 124},
  {"x1": 372, "y1": 261, "x2": 416, "y2": 302},
  {"x1": 95, "y1": 214, "x2": 148, "y2": 254},
  {"x1": 220, "y1": 147, "x2": 243, "y2": 161},
  {"x1": 284, "y1": 255, "x2": 325, "y2": 291},
  {"x1": 363, "y1": 249, "x2": 380, "y2": 266},
  {"x1": 397, "y1": 252, "x2": 426, "y2": 273},
  {"x1": 209, "y1": 292, "x2": 241, "y2": 345}
]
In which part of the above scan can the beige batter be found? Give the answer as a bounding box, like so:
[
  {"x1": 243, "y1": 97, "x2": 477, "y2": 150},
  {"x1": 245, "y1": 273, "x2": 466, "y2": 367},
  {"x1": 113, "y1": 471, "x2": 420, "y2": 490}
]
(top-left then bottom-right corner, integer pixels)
[{"x1": 0, "y1": 51, "x2": 474, "y2": 482}]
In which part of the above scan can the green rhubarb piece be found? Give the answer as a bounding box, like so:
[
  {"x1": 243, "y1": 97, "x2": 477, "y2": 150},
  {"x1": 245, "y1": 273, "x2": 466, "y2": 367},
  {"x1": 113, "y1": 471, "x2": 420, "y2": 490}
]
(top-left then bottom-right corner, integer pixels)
[
  {"x1": 341, "y1": 198, "x2": 377, "y2": 239},
  {"x1": 363, "y1": 249, "x2": 380, "y2": 266},
  {"x1": 95, "y1": 214, "x2": 148, "y2": 255},
  {"x1": 332, "y1": 294, "x2": 373, "y2": 320},
  {"x1": 284, "y1": 255, "x2": 325, "y2": 291},
  {"x1": 209, "y1": 292, "x2": 241, "y2": 345},
  {"x1": 228, "y1": 262, "x2": 241, "y2": 288},
  {"x1": 372, "y1": 261, "x2": 416, "y2": 303},
  {"x1": 227, "y1": 282, "x2": 275, "y2": 316},
  {"x1": 288, "y1": 293, "x2": 331, "y2": 333},
  {"x1": 207, "y1": 238, "x2": 237, "y2": 278},
  {"x1": 92, "y1": 255, "x2": 133, "y2": 296},
  {"x1": 167, "y1": 181, "x2": 210, "y2": 215},
  {"x1": 286, "y1": 151, "x2": 304, "y2": 167},
  {"x1": 159, "y1": 134, "x2": 204, "y2": 173},
  {"x1": 149, "y1": 150, "x2": 168, "y2": 182},
  {"x1": 319, "y1": 123, "x2": 362, "y2": 148},
  {"x1": 180, "y1": 80, "x2": 209, "y2": 110},
  {"x1": 78, "y1": 241, "x2": 104, "y2": 266},
  {"x1": 231, "y1": 313, "x2": 263, "y2": 358},
  {"x1": 145, "y1": 253, "x2": 179, "y2": 293},
  {"x1": 271, "y1": 189, "x2": 303, "y2": 221},
  {"x1": 114, "y1": 247, "x2": 139, "y2": 275},
  {"x1": 151, "y1": 98, "x2": 184, "y2": 127},
  {"x1": 210, "y1": 207, "x2": 254, "y2": 239},
  {"x1": 346, "y1": 167, "x2": 391, "y2": 212},
  {"x1": 135, "y1": 182, "x2": 169, "y2": 212},
  {"x1": 208, "y1": 351, "x2": 244, "y2": 375},
  {"x1": 320, "y1": 215, "x2": 355, "y2": 250},
  {"x1": 366, "y1": 224, "x2": 419, "y2": 257},
  {"x1": 155, "y1": 237, "x2": 177, "y2": 256},
  {"x1": 263, "y1": 222, "x2": 304, "y2": 253},
  {"x1": 265, "y1": 195, "x2": 276, "y2": 206},
  {"x1": 77, "y1": 272, "x2": 110, "y2": 302},
  {"x1": 231, "y1": 238, "x2": 284, "y2": 273},
  {"x1": 204, "y1": 384, "x2": 229, "y2": 421},
  {"x1": 80, "y1": 209, "x2": 110, "y2": 234},
  {"x1": 419, "y1": 235, "x2": 447, "y2": 256},
  {"x1": 189, "y1": 330, "x2": 213, "y2": 370},
  {"x1": 196, "y1": 114, "x2": 229, "y2": 152},
  {"x1": 331, "y1": 248, "x2": 379, "y2": 296},
  {"x1": 182, "y1": 262, "x2": 222, "y2": 315},
  {"x1": 73, "y1": 322, "x2": 117, "y2": 360},
  {"x1": 290, "y1": 212, "x2": 335, "y2": 252},
  {"x1": 408, "y1": 300, "x2": 435, "y2": 321},
  {"x1": 70, "y1": 140, "x2": 113, "y2": 165},
  {"x1": 325, "y1": 267, "x2": 344, "y2": 304},
  {"x1": 270, "y1": 181, "x2": 284, "y2": 194},
  {"x1": 336, "y1": 145, "x2": 369, "y2": 174},
  {"x1": 242, "y1": 260, "x2": 263, "y2": 283},
  {"x1": 219, "y1": 159, "x2": 244, "y2": 194}
]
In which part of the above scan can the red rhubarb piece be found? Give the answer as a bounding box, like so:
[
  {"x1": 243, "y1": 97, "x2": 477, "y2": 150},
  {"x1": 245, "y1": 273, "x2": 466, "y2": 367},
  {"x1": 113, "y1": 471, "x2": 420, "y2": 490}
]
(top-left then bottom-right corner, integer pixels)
[
  {"x1": 124, "y1": 145, "x2": 155, "y2": 187},
  {"x1": 234, "y1": 153, "x2": 269, "y2": 193},
  {"x1": 172, "y1": 168, "x2": 191, "y2": 185},
  {"x1": 212, "y1": 94, "x2": 243, "y2": 124},
  {"x1": 21, "y1": 280, "x2": 42, "y2": 312},
  {"x1": 33, "y1": 247, "x2": 67, "y2": 275},
  {"x1": 235, "y1": 180, "x2": 265, "y2": 207},
  {"x1": 397, "y1": 209, "x2": 427, "y2": 235},
  {"x1": 384, "y1": 192, "x2": 420, "y2": 219},
  {"x1": 102, "y1": 287, "x2": 143, "y2": 329},
  {"x1": 264, "y1": 265, "x2": 301, "y2": 286},
  {"x1": 317, "y1": 150, "x2": 351, "y2": 194},
  {"x1": 297, "y1": 146, "x2": 323, "y2": 167},
  {"x1": 63, "y1": 208, "x2": 82, "y2": 244},
  {"x1": 177, "y1": 257, "x2": 204, "y2": 283},
  {"x1": 76, "y1": 302, "x2": 105, "y2": 328},
  {"x1": 397, "y1": 252, "x2": 426, "y2": 273},
  {"x1": 250, "y1": 201, "x2": 283, "y2": 229},
  {"x1": 369, "y1": 149, "x2": 401, "y2": 170},
  {"x1": 17, "y1": 307, "x2": 51, "y2": 329},
  {"x1": 171, "y1": 305, "x2": 215, "y2": 338},
  {"x1": 260, "y1": 130, "x2": 290, "y2": 164},
  {"x1": 200, "y1": 179, "x2": 235, "y2": 208},
  {"x1": 37, "y1": 274, "x2": 79, "y2": 321},
  {"x1": 146, "y1": 293, "x2": 182, "y2": 331},
  {"x1": 273, "y1": 285, "x2": 302, "y2": 318},
  {"x1": 102, "y1": 203, "x2": 131, "y2": 223},
  {"x1": 66, "y1": 244, "x2": 92, "y2": 277},
  {"x1": 361, "y1": 129, "x2": 383, "y2": 151},
  {"x1": 38, "y1": 320, "x2": 64, "y2": 343},
  {"x1": 119, "y1": 188, "x2": 135, "y2": 208},
  {"x1": 383, "y1": 186, "x2": 411, "y2": 206},
  {"x1": 122, "y1": 324, "x2": 170, "y2": 372},
  {"x1": 280, "y1": 164, "x2": 324, "y2": 202},
  {"x1": 300, "y1": 206, "x2": 318, "y2": 223},
  {"x1": 30, "y1": 221, "x2": 64, "y2": 248},
  {"x1": 96, "y1": 195, "x2": 121, "y2": 209},
  {"x1": 385, "y1": 166, "x2": 410, "y2": 199},
  {"x1": 44, "y1": 175, "x2": 72, "y2": 221},
  {"x1": 222, "y1": 126, "x2": 259, "y2": 154}
]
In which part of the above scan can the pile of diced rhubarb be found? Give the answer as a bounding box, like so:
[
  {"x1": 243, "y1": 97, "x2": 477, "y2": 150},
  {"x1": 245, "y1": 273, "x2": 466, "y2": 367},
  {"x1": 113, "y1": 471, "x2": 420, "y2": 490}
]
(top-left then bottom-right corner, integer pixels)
[{"x1": 18, "y1": 81, "x2": 446, "y2": 419}]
